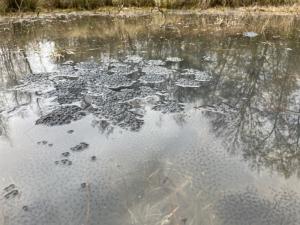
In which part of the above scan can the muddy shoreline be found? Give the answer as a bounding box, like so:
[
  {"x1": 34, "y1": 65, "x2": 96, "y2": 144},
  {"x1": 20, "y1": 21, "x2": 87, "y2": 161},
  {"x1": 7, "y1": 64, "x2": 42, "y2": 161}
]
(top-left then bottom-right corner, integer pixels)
[{"x1": 0, "y1": 6, "x2": 300, "y2": 24}]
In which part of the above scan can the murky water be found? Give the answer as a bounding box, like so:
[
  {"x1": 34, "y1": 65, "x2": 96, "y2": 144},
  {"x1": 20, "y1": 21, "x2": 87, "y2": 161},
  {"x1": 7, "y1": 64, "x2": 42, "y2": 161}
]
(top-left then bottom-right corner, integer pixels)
[{"x1": 0, "y1": 13, "x2": 300, "y2": 225}]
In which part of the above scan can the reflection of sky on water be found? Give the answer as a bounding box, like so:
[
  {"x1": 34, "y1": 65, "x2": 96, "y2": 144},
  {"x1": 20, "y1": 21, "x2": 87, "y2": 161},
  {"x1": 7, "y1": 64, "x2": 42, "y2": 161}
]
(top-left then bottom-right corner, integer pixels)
[{"x1": 25, "y1": 41, "x2": 57, "y2": 74}]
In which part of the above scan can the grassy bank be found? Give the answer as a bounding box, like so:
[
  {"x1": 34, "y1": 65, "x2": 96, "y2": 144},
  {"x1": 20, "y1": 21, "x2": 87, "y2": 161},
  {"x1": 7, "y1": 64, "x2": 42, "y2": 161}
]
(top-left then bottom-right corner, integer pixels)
[{"x1": 0, "y1": 0, "x2": 299, "y2": 13}]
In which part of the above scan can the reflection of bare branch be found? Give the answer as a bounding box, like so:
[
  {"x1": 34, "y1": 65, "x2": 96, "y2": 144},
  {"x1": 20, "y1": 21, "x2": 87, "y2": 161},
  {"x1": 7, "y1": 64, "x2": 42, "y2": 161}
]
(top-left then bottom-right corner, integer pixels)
[
  {"x1": 297, "y1": 112, "x2": 300, "y2": 147},
  {"x1": 197, "y1": 38, "x2": 300, "y2": 178},
  {"x1": 6, "y1": 92, "x2": 32, "y2": 114},
  {"x1": 0, "y1": 114, "x2": 8, "y2": 138},
  {"x1": 259, "y1": 88, "x2": 284, "y2": 145}
]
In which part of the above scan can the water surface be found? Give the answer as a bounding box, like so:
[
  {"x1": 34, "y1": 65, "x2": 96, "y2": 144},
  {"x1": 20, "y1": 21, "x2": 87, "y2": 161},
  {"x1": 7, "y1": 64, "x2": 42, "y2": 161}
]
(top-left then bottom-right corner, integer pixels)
[{"x1": 0, "y1": 13, "x2": 300, "y2": 225}]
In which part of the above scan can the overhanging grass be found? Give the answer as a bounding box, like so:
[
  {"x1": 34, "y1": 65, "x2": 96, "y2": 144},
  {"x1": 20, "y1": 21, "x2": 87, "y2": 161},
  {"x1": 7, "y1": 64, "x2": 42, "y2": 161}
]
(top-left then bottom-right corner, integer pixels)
[{"x1": 1, "y1": 0, "x2": 299, "y2": 12}]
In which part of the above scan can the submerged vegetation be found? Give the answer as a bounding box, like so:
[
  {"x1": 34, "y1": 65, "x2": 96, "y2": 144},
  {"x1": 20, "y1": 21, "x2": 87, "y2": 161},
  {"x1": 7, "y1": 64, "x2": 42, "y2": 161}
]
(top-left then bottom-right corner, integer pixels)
[{"x1": 0, "y1": 0, "x2": 300, "y2": 12}]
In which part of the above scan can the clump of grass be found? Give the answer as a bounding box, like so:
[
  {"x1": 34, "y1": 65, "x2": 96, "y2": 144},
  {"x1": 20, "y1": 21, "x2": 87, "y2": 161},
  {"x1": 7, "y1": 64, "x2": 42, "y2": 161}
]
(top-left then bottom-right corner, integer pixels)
[
  {"x1": 45, "y1": 0, "x2": 111, "y2": 9},
  {"x1": 155, "y1": 0, "x2": 202, "y2": 8},
  {"x1": 111, "y1": 0, "x2": 154, "y2": 7},
  {"x1": 3, "y1": 0, "x2": 40, "y2": 12}
]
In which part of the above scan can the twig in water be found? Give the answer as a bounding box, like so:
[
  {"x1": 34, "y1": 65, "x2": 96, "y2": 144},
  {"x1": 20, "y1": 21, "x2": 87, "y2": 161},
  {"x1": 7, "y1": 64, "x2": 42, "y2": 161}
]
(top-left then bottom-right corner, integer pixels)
[
  {"x1": 160, "y1": 206, "x2": 179, "y2": 225},
  {"x1": 84, "y1": 182, "x2": 91, "y2": 225}
]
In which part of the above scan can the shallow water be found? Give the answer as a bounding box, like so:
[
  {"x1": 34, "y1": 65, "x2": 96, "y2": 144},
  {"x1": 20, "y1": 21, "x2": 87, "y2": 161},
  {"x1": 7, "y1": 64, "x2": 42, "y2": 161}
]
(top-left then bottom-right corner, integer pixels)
[{"x1": 0, "y1": 13, "x2": 300, "y2": 225}]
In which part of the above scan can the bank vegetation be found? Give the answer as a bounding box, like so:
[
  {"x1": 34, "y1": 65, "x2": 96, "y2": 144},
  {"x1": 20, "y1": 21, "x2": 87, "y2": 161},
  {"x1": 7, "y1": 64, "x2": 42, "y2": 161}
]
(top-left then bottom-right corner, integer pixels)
[{"x1": 0, "y1": 0, "x2": 299, "y2": 13}]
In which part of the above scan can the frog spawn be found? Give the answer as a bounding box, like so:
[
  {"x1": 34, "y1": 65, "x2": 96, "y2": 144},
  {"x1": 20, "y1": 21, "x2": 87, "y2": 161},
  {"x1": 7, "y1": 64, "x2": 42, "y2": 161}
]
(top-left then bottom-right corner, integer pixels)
[
  {"x1": 15, "y1": 56, "x2": 207, "y2": 131},
  {"x1": 53, "y1": 141, "x2": 95, "y2": 167},
  {"x1": 175, "y1": 78, "x2": 201, "y2": 88},
  {"x1": 181, "y1": 69, "x2": 212, "y2": 82},
  {"x1": 70, "y1": 142, "x2": 89, "y2": 152},
  {"x1": 3, "y1": 184, "x2": 19, "y2": 199},
  {"x1": 35, "y1": 105, "x2": 87, "y2": 126},
  {"x1": 55, "y1": 159, "x2": 72, "y2": 166},
  {"x1": 101, "y1": 73, "x2": 136, "y2": 89},
  {"x1": 54, "y1": 78, "x2": 86, "y2": 104},
  {"x1": 37, "y1": 140, "x2": 53, "y2": 147},
  {"x1": 138, "y1": 66, "x2": 170, "y2": 84},
  {"x1": 87, "y1": 90, "x2": 145, "y2": 131},
  {"x1": 153, "y1": 100, "x2": 185, "y2": 114},
  {"x1": 139, "y1": 73, "x2": 166, "y2": 84}
]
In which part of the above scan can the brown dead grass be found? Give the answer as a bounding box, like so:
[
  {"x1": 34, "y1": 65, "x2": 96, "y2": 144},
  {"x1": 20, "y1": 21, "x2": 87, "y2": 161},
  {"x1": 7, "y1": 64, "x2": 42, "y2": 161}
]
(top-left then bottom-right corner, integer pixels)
[{"x1": 1, "y1": 0, "x2": 300, "y2": 13}]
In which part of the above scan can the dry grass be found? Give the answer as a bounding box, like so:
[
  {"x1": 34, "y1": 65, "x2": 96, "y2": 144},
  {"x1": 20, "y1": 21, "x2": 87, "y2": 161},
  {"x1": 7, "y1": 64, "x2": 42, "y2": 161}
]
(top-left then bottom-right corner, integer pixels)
[
  {"x1": 45, "y1": 0, "x2": 110, "y2": 9},
  {"x1": 1, "y1": 0, "x2": 300, "y2": 12},
  {"x1": 111, "y1": 0, "x2": 154, "y2": 7}
]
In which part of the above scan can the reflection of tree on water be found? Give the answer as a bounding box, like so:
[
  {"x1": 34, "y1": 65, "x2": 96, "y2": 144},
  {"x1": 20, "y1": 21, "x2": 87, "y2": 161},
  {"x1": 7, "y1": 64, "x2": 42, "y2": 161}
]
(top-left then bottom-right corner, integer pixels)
[
  {"x1": 0, "y1": 35, "x2": 55, "y2": 141},
  {"x1": 197, "y1": 39, "x2": 300, "y2": 178},
  {"x1": 0, "y1": 113, "x2": 8, "y2": 139},
  {"x1": 0, "y1": 43, "x2": 33, "y2": 88},
  {"x1": 0, "y1": 90, "x2": 32, "y2": 141},
  {"x1": 0, "y1": 92, "x2": 10, "y2": 140}
]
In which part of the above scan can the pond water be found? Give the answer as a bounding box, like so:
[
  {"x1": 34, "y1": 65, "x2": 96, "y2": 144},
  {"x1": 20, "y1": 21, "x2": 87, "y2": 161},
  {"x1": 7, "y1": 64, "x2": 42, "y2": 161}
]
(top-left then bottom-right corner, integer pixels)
[{"x1": 0, "y1": 13, "x2": 300, "y2": 225}]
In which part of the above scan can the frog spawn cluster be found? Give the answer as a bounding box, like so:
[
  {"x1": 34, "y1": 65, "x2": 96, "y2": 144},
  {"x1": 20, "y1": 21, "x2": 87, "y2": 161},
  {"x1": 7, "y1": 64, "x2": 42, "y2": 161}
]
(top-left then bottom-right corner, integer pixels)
[
  {"x1": 54, "y1": 142, "x2": 92, "y2": 166},
  {"x1": 18, "y1": 56, "x2": 212, "y2": 132}
]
